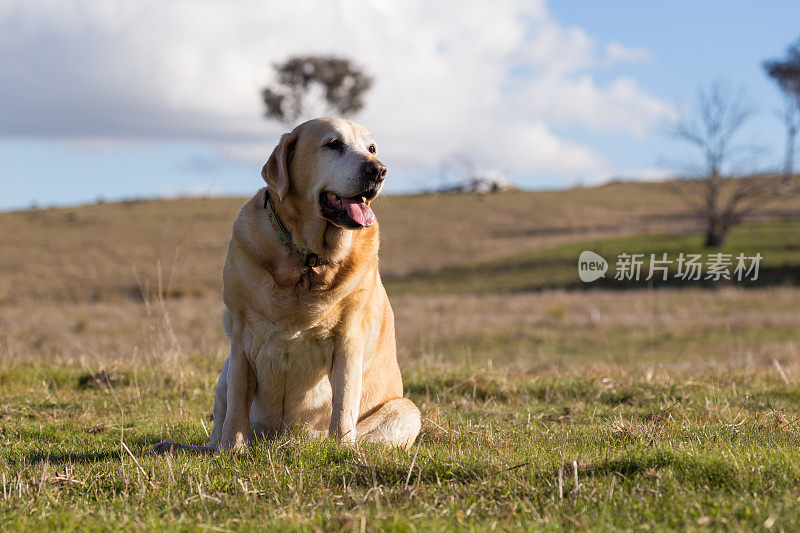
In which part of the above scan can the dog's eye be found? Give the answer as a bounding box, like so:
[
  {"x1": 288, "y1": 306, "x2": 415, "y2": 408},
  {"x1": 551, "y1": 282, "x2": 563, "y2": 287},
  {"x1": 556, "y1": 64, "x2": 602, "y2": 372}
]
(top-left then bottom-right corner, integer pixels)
[
  {"x1": 368, "y1": 144, "x2": 376, "y2": 154},
  {"x1": 325, "y1": 139, "x2": 343, "y2": 151}
]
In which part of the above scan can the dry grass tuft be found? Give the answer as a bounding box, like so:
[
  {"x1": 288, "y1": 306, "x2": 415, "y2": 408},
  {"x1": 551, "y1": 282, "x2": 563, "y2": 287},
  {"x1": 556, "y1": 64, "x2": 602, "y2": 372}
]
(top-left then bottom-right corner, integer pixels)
[
  {"x1": 76, "y1": 369, "x2": 128, "y2": 389},
  {"x1": 610, "y1": 418, "x2": 639, "y2": 442},
  {"x1": 419, "y1": 410, "x2": 454, "y2": 443},
  {"x1": 643, "y1": 401, "x2": 679, "y2": 425},
  {"x1": 770, "y1": 410, "x2": 793, "y2": 432}
]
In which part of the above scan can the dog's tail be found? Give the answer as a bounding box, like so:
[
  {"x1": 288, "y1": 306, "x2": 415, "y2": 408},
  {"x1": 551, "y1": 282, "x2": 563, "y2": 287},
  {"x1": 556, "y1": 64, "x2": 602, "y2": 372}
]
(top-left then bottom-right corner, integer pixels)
[{"x1": 222, "y1": 309, "x2": 233, "y2": 338}]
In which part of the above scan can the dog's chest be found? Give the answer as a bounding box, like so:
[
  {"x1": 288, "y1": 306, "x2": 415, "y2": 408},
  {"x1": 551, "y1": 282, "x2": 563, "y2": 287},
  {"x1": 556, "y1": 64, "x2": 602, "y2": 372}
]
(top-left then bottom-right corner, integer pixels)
[{"x1": 243, "y1": 320, "x2": 335, "y2": 432}]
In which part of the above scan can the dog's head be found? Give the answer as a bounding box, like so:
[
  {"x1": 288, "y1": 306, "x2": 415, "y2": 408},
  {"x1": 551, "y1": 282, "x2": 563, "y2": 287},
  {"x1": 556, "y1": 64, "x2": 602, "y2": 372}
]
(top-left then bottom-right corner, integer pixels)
[{"x1": 262, "y1": 118, "x2": 386, "y2": 229}]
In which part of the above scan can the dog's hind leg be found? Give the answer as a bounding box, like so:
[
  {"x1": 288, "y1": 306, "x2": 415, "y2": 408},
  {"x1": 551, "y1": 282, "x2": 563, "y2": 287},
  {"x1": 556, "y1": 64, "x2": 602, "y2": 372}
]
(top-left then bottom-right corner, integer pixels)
[
  {"x1": 203, "y1": 355, "x2": 230, "y2": 451},
  {"x1": 356, "y1": 397, "x2": 421, "y2": 449}
]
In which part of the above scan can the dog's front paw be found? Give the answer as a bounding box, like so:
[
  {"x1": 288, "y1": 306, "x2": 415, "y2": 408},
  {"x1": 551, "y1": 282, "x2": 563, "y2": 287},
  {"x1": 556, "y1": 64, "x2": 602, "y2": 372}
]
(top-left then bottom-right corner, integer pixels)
[
  {"x1": 329, "y1": 428, "x2": 357, "y2": 447},
  {"x1": 219, "y1": 434, "x2": 248, "y2": 453}
]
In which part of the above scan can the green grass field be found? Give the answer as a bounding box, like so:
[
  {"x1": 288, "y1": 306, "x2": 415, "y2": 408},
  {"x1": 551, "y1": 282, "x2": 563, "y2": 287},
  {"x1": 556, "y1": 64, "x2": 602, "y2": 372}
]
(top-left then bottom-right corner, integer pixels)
[
  {"x1": 4, "y1": 361, "x2": 800, "y2": 530},
  {"x1": 2, "y1": 187, "x2": 800, "y2": 530}
]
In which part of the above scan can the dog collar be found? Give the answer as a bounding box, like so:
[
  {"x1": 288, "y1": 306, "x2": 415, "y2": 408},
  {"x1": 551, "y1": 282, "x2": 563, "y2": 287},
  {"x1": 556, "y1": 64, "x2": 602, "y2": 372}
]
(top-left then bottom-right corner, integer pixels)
[{"x1": 264, "y1": 190, "x2": 325, "y2": 267}]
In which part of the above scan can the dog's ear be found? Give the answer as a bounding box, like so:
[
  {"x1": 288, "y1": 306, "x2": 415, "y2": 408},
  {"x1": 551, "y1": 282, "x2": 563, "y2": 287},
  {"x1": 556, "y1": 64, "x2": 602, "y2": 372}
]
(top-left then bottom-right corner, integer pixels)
[{"x1": 262, "y1": 132, "x2": 297, "y2": 201}]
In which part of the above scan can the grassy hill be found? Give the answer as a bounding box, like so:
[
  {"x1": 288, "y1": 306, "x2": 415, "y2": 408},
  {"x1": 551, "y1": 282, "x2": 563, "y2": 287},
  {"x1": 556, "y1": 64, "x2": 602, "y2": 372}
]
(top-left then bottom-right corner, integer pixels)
[
  {"x1": 3, "y1": 182, "x2": 800, "y2": 530},
  {"x1": 3, "y1": 179, "x2": 799, "y2": 305},
  {"x1": 386, "y1": 219, "x2": 800, "y2": 295}
]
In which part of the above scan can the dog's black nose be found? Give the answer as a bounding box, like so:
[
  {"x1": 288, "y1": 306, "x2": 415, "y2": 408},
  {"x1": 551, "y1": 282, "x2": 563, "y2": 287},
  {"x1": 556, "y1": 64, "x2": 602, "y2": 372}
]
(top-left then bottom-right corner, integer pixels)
[{"x1": 363, "y1": 160, "x2": 387, "y2": 182}]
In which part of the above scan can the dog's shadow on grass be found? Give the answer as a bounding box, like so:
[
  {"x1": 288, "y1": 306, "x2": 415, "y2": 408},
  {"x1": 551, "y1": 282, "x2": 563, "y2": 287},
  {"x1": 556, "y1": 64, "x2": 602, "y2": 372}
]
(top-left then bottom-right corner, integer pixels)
[
  {"x1": 20, "y1": 434, "x2": 184, "y2": 466},
  {"x1": 25, "y1": 449, "x2": 122, "y2": 465}
]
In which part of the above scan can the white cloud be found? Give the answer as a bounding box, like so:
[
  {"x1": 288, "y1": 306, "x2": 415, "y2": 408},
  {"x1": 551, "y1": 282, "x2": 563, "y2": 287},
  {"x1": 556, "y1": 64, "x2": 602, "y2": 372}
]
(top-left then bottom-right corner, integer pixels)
[
  {"x1": 0, "y1": 0, "x2": 669, "y2": 180},
  {"x1": 160, "y1": 181, "x2": 223, "y2": 199},
  {"x1": 605, "y1": 42, "x2": 651, "y2": 64},
  {"x1": 511, "y1": 75, "x2": 673, "y2": 137}
]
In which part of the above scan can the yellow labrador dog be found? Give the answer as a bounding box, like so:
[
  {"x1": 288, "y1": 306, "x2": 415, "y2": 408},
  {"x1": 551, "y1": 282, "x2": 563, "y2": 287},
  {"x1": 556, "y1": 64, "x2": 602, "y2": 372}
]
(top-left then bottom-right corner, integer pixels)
[{"x1": 154, "y1": 118, "x2": 420, "y2": 453}]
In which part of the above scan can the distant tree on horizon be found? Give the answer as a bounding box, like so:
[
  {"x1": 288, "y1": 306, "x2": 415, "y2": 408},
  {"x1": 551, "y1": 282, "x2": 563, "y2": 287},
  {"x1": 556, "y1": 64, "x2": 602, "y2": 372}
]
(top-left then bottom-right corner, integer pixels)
[
  {"x1": 669, "y1": 82, "x2": 792, "y2": 248},
  {"x1": 763, "y1": 38, "x2": 800, "y2": 180},
  {"x1": 437, "y1": 153, "x2": 517, "y2": 194},
  {"x1": 260, "y1": 55, "x2": 372, "y2": 125}
]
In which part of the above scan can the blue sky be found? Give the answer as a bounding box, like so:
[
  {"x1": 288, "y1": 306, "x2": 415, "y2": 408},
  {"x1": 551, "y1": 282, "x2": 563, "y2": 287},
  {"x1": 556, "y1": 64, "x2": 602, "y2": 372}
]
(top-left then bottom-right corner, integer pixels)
[
  {"x1": 550, "y1": 1, "x2": 799, "y2": 172},
  {"x1": 0, "y1": 1, "x2": 798, "y2": 210}
]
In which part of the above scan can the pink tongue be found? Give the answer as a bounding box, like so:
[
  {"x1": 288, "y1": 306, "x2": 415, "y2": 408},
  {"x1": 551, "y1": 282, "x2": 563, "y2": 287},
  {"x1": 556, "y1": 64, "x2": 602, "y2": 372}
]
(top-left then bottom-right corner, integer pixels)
[{"x1": 341, "y1": 196, "x2": 375, "y2": 227}]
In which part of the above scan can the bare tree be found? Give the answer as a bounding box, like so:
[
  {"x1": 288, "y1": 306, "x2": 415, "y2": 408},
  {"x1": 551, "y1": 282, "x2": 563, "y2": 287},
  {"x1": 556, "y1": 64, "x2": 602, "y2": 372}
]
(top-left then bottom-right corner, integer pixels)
[
  {"x1": 670, "y1": 82, "x2": 785, "y2": 248},
  {"x1": 438, "y1": 152, "x2": 478, "y2": 190},
  {"x1": 260, "y1": 55, "x2": 372, "y2": 125},
  {"x1": 763, "y1": 39, "x2": 800, "y2": 180}
]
